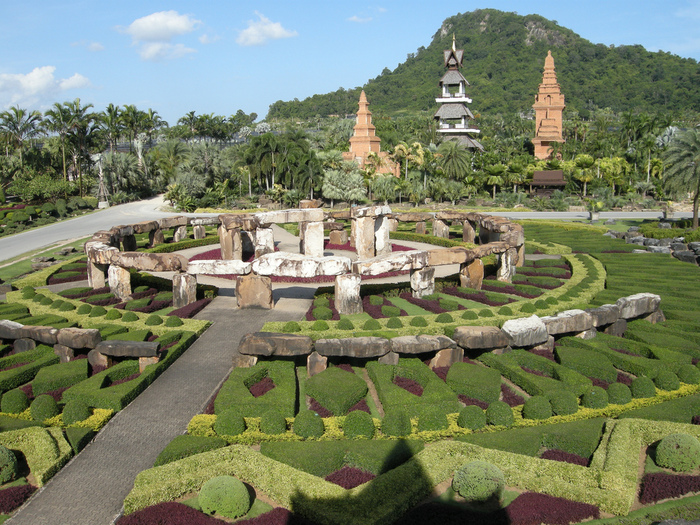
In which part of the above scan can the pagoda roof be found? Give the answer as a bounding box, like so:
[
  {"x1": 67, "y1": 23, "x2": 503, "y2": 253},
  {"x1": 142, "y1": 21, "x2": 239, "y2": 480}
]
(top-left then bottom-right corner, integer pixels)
[
  {"x1": 434, "y1": 104, "x2": 475, "y2": 120},
  {"x1": 439, "y1": 70, "x2": 469, "y2": 86},
  {"x1": 443, "y1": 48, "x2": 464, "y2": 68}
]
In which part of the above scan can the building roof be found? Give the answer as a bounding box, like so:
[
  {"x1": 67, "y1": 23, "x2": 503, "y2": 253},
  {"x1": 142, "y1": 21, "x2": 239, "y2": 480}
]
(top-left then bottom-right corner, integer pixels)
[
  {"x1": 434, "y1": 104, "x2": 475, "y2": 120},
  {"x1": 439, "y1": 70, "x2": 469, "y2": 87}
]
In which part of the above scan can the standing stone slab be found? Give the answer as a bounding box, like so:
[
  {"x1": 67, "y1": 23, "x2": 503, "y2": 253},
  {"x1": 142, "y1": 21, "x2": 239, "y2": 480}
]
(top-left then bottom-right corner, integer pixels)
[
  {"x1": 121, "y1": 235, "x2": 138, "y2": 252},
  {"x1": 149, "y1": 229, "x2": 165, "y2": 247},
  {"x1": 374, "y1": 216, "x2": 392, "y2": 256},
  {"x1": 302, "y1": 221, "x2": 324, "y2": 257},
  {"x1": 429, "y1": 347, "x2": 464, "y2": 369},
  {"x1": 173, "y1": 273, "x2": 197, "y2": 309},
  {"x1": 219, "y1": 226, "x2": 242, "y2": 260},
  {"x1": 354, "y1": 216, "x2": 376, "y2": 260},
  {"x1": 329, "y1": 229, "x2": 349, "y2": 245},
  {"x1": 462, "y1": 221, "x2": 476, "y2": 243},
  {"x1": 415, "y1": 222, "x2": 427, "y2": 235},
  {"x1": 307, "y1": 351, "x2": 328, "y2": 377},
  {"x1": 87, "y1": 261, "x2": 107, "y2": 289},
  {"x1": 496, "y1": 248, "x2": 517, "y2": 283},
  {"x1": 254, "y1": 227, "x2": 275, "y2": 258},
  {"x1": 335, "y1": 274, "x2": 363, "y2": 315},
  {"x1": 53, "y1": 344, "x2": 74, "y2": 363},
  {"x1": 87, "y1": 349, "x2": 109, "y2": 369},
  {"x1": 236, "y1": 274, "x2": 273, "y2": 309},
  {"x1": 193, "y1": 225, "x2": 206, "y2": 240},
  {"x1": 410, "y1": 267, "x2": 435, "y2": 298},
  {"x1": 460, "y1": 259, "x2": 484, "y2": 290},
  {"x1": 108, "y1": 265, "x2": 132, "y2": 301},
  {"x1": 13, "y1": 339, "x2": 36, "y2": 353},
  {"x1": 432, "y1": 219, "x2": 450, "y2": 239},
  {"x1": 501, "y1": 315, "x2": 548, "y2": 348}
]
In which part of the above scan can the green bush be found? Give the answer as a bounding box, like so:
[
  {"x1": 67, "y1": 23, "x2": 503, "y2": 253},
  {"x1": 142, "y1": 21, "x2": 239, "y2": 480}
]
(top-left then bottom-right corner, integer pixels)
[
  {"x1": 313, "y1": 296, "x2": 330, "y2": 308},
  {"x1": 30, "y1": 394, "x2": 60, "y2": 421},
  {"x1": 311, "y1": 320, "x2": 329, "y2": 331},
  {"x1": 381, "y1": 409, "x2": 412, "y2": 437},
  {"x1": 154, "y1": 435, "x2": 227, "y2": 467},
  {"x1": 461, "y1": 310, "x2": 478, "y2": 320},
  {"x1": 452, "y1": 461, "x2": 505, "y2": 503},
  {"x1": 631, "y1": 376, "x2": 657, "y2": 398},
  {"x1": 519, "y1": 303, "x2": 537, "y2": 314},
  {"x1": 409, "y1": 316, "x2": 428, "y2": 327},
  {"x1": 40, "y1": 296, "x2": 54, "y2": 306},
  {"x1": 386, "y1": 317, "x2": 403, "y2": 329},
  {"x1": 0, "y1": 445, "x2": 18, "y2": 484},
  {"x1": 121, "y1": 311, "x2": 139, "y2": 323},
  {"x1": 416, "y1": 407, "x2": 448, "y2": 432},
  {"x1": 656, "y1": 433, "x2": 700, "y2": 472},
  {"x1": 548, "y1": 390, "x2": 579, "y2": 416},
  {"x1": 282, "y1": 321, "x2": 301, "y2": 332},
  {"x1": 486, "y1": 401, "x2": 514, "y2": 427},
  {"x1": 497, "y1": 306, "x2": 513, "y2": 316},
  {"x1": 294, "y1": 410, "x2": 325, "y2": 439},
  {"x1": 555, "y1": 346, "x2": 618, "y2": 384},
  {"x1": 446, "y1": 363, "x2": 501, "y2": 404},
  {"x1": 21, "y1": 286, "x2": 36, "y2": 299},
  {"x1": 312, "y1": 307, "x2": 333, "y2": 321},
  {"x1": 343, "y1": 411, "x2": 375, "y2": 439},
  {"x1": 50, "y1": 299, "x2": 66, "y2": 310},
  {"x1": 65, "y1": 427, "x2": 95, "y2": 454},
  {"x1": 654, "y1": 370, "x2": 681, "y2": 391},
  {"x1": 76, "y1": 304, "x2": 92, "y2": 315},
  {"x1": 336, "y1": 318, "x2": 354, "y2": 331},
  {"x1": 62, "y1": 399, "x2": 91, "y2": 425},
  {"x1": 104, "y1": 309, "x2": 122, "y2": 320},
  {"x1": 381, "y1": 305, "x2": 401, "y2": 317},
  {"x1": 89, "y1": 306, "x2": 107, "y2": 318},
  {"x1": 144, "y1": 315, "x2": 163, "y2": 326},
  {"x1": 369, "y1": 295, "x2": 384, "y2": 306},
  {"x1": 199, "y1": 475, "x2": 251, "y2": 519},
  {"x1": 607, "y1": 382, "x2": 632, "y2": 405},
  {"x1": 41, "y1": 202, "x2": 56, "y2": 215},
  {"x1": 581, "y1": 386, "x2": 608, "y2": 409},
  {"x1": 678, "y1": 364, "x2": 700, "y2": 385},
  {"x1": 306, "y1": 367, "x2": 367, "y2": 416},
  {"x1": 439, "y1": 299, "x2": 459, "y2": 312},
  {"x1": 59, "y1": 302, "x2": 77, "y2": 312},
  {"x1": 435, "y1": 313, "x2": 454, "y2": 324},
  {"x1": 260, "y1": 409, "x2": 287, "y2": 435},
  {"x1": 478, "y1": 309, "x2": 494, "y2": 318},
  {"x1": 522, "y1": 395, "x2": 552, "y2": 420},
  {"x1": 0, "y1": 389, "x2": 29, "y2": 414},
  {"x1": 457, "y1": 406, "x2": 486, "y2": 431},
  {"x1": 164, "y1": 316, "x2": 184, "y2": 327},
  {"x1": 362, "y1": 319, "x2": 381, "y2": 330},
  {"x1": 214, "y1": 408, "x2": 246, "y2": 437}
]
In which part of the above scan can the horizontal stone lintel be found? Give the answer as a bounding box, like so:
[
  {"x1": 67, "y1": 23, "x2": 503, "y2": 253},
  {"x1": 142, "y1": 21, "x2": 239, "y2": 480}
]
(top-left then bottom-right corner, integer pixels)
[{"x1": 187, "y1": 259, "x2": 252, "y2": 275}]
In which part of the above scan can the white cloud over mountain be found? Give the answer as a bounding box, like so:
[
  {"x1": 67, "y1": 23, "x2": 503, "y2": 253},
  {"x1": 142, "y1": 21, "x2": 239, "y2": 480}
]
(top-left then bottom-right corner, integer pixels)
[{"x1": 236, "y1": 12, "x2": 297, "y2": 46}]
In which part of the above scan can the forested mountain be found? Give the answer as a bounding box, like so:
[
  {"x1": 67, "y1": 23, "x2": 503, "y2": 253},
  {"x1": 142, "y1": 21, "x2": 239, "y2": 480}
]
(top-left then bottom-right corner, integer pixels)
[{"x1": 267, "y1": 9, "x2": 700, "y2": 120}]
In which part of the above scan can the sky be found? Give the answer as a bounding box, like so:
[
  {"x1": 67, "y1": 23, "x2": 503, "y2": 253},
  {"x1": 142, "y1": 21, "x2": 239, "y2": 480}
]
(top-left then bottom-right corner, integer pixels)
[{"x1": 0, "y1": 0, "x2": 698, "y2": 126}]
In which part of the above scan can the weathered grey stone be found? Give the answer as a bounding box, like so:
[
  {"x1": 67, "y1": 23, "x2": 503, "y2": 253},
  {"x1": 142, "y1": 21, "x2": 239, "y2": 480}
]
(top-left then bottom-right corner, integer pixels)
[
  {"x1": 31, "y1": 261, "x2": 56, "y2": 271},
  {"x1": 256, "y1": 208, "x2": 324, "y2": 224},
  {"x1": 643, "y1": 238, "x2": 661, "y2": 246},
  {"x1": 190, "y1": 217, "x2": 219, "y2": 226},
  {"x1": 121, "y1": 234, "x2": 138, "y2": 252},
  {"x1": 307, "y1": 351, "x2": 328, "y2": 377},
  {"x1": 236, "y1": 274, "x2": 273, "y2": 309},
  {"x1": 500, "y1": 224, "x2": 525, "y2": 246},
  {"x1": 253, "y1": 253, "x2": 351, "y2": 277},
  {"x1": 575, "y1": 328, "x2": 598, "y2": 340},
  {"x1": 453, "y1": 326, "x2": 511, "y2": 350},
  {"x1": 132, "y1": 220, "x2": 158, "y2": 234},
  {"x1": 603, "y1": 319, "x2": 627, "y2": 337},
  {"x1": 85, "y1": 241, "x2": 118, "y2": 265},
  {"x1": 53, "y1": 344, "x2": 74, "y2": 363},
  {"x1": 108, "y1": 265, "x2": 132, "y2": 301},
  {"x1": 233, "y1": 354, "x2": 258, "y2": 368},
  {"x1": 648, "y1": 245, "x2": 671, "y2": 254},
  {"x1": 540, "y1": 309, "x2": 594, "y2": 335},
  {"x1": 501, "y1": 315, "x2": 548, "y2": 348},
  {"x1": 354, "y1": 216, "x2": 376, "y2": 260},
  {"x1": 426, "y1": 247, "x2": 470, "y2": 266},
  {"x1": 187, "y1": 259, "x2": 252, "y2": 275},
  {"x1": 173, "y1": 273, "x2": 197, "y2": 309},
  {"x1": 158, "y1": 216, "x2": 188, "y2": 229},
  {"x1": 496, "y1": 248, "x2": 517, "y2": 283},
  {"x1": 329, "y1": 229, "x2": 349, "y2": 245},
  {"x1": 254, "y1": 227, "x2": 275, "y2": 258},
  {"x1": 410, "y1": 267, "x2": 435, "y2": 298},
  {"x1": 112, "y1": 252, "x2": 188, "y2": 272},
  {"x1": 374, "y1": 215, "x2": 392, "y2": 256},
  {"x1": 13, "y1": 338, "x2": 36, "y2": 353},
  {"x1": 689, "y1": 241, "x2": 700, "y2": 253},
  {"x1": 18, "y1": 326, "x2": 58, "y2": 345},
  {"x1": 139, "y1": 356, "x2": 160, "y2": 373},
  {"x1": 585, "y1": 304, "x2": 621, "y2": 328},
  {"x1": 516, "y1": 244, "x2": 526, "y2": 267},
  {"x1": 238, "y1": 332, "x2": 313, "y2": 356},
  {"x1": 531, "y1": 335, "x2": 555, "y2": 353},
  {"x1": 95, "y1": 340, "x2": 159, "y2": 357},
  {"x1": 58, "y1": 328, "x2": 101, "y2": 349},
  {"x1": 0, "y1": 320, "x2": 23, "y2": 340},
  {"x1": 432, "y1": 219, "x2": 450, "y2": 239},
  {"x1": 301, "y1": 221, "x2": 324, "y2": 257},
  {"x1": 353, "y1": 251, "x2": 420, "y2": 276},
  {"x1": 642, "y1": 309, "x2": 666, "y2": 324},
  {"x1": 87, "y1": 260, "x2": 107, "y2": 288},
  {"x1": 149, "y1": 228, "x2": 165, "y2": 246},
  {"x1": 299, "y1": 199, "x2": 323, "y2": 209},
  {"x1": 219, "y1": 225, "x2": 241, "y2": 260},
  {"x1": 626, "y1": 236, "x2": 645, "y2": 245},
  {"x1": 193, "y1": 225, "x2": 206, "y2": 240},
  {"x1": 350, "y1": 205, "x2": 391, "y2": 218},
  {"x1": 429, "y1": 347, "x2": 464, "y2": 369},
  {"x1": 315, "y1": 337, "x2": 391, "y2": 358},
  {"x1": 395, "y1": 212, "x2": 433, "y2": 222},
  {"x1": 378, "y1": 351, "x2": 399, "y2": 365},
  {"x1": 616, "y1": 293, "x2": 661, "y2": 319},
  {"x1": 674, "y1": 250, "x2": 698, "y2": 264},
  {"x1": 334, "y1": 274, "x2": 363, "y2": 315},
  {"x1": 415, "y1": 221, "x2": 427, "y2": 235},
  {"x1": 390, "y1": 335, "x2": 456, "y2": 354},
  {"x1": 462, "y1": 221, "x2": 476, "y2": 243},
  {"x1": 87, "y1": 348, "x2": 108, "y2": 369},
  {"x1": 460, "y1": 258, "x2": 484, "y2": 290}
]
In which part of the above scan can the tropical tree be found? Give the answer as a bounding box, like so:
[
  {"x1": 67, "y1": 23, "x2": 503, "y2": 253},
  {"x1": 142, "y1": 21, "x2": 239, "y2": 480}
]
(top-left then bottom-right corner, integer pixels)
[
  {"x1": 0, "y1": 106, "x2": 43, "y2": 165},
  {"x1": 484, "y1": 163, "x2": 506, "y2": 199},
  {"x1": 663, "y1": 129, "x2": 700, "y2": 228},
  {"x1": 437, "y1": 140, "x2": 470, "y2": 181},
  {"x1": 370, "y1": 175, "x2": 396, "y2": 205},
  {"x1": 100, "y1": 103, "x2": 123, "y2": 153},
  {"x1": 65, "y1": 98, "x2": 98, "y2": 197},
  {"x1": 44, "y1": 102, "x2": 72, "y2": 181},
  {"x1": 574, "y1": 154, "x2": 596, "y2": 197}
]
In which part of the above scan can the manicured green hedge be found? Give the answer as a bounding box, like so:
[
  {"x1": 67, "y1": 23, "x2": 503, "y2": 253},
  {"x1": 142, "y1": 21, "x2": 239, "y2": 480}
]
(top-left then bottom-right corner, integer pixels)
[
  {"x1": 0, "y1": 346, "x2": 59, "y2": 395},
  {"x1": 31, "y1": 359, "x2": 89, "y2": 396},
  {"x1": 445, "y1": 362, "x2": 501, "y2": 403},
  {"x1": 305, "y1": 367, "x2": 368, "y2": 416},
  {"x1": 555, "y1": 346, "x2": 618, "y2": 383}
]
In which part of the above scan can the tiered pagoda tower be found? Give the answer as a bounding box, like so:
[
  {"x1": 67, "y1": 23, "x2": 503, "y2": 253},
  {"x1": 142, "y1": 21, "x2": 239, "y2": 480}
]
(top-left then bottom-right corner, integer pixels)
[
  {"x1": 433, "y1": 35, "x2": 483, "y2": 150},
  {"x1": 343, "y1": 91, "x2": 398, "y2": 176},
  {"x1": 532, "y1": 50, "x2": 566, "y2": 159}
]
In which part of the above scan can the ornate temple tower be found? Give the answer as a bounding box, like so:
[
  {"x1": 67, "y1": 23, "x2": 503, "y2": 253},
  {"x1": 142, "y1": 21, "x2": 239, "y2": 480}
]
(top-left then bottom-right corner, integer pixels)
[
  {"x1": 343, "y1": 91, "x2": 398, "y2": 176},
  {"x1": 433, "y1": 35, "x2": 483, "y2": 150},
  {"x1": 532, "y1": 50, "x2": 566, "y2": 159}
]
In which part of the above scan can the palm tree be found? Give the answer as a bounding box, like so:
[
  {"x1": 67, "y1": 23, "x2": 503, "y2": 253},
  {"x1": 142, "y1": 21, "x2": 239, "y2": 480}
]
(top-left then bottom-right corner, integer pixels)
[
  {"x1": 100, "y1": 103, "x2": 123, "y2": 154},
  {"x1": 574, "y1": 154, "x2": 596, "y2": 197},
  {"x1": 177, "y1": 111, "x2": 198, "y2": 142},
  {"x1": 485, "y1": 164, "x2": 506, "y2": 199},
  {"x1": 437, "y1": 140, "x2": 470, "y2": 181},
  {"x1": 121, "y1": 105, "x2": 145, "y2": 150},
  {"x1": 144, "y1": 109, "x2": 166, "y2": 143},
  {"x1": 153, "y1": 139, "x2": 189, "y2": 186},
  {"x1": 65, "y1": 98, "x2": 98, "y2": 197},
  {"x1": 44, "y1": 102, "x2": 72, "y2": 181},
  {"x1": 663, "y1": 129, "x2": 700, "y2": 228},
  {"x1": 0, "y1": 106, "x2": 43, "y2": 166}
]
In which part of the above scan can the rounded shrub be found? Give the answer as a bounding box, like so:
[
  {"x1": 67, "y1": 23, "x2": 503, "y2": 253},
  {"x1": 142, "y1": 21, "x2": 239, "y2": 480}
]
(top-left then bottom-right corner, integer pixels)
[
  {"x1": 478, "y1": 309, "x2": 494, "y2": 318},
  {"x1": 486, "y1": 401, "x2": 514, "y2": 427},
  {"x1": 534, "y1": 299, "x2": 549, "y2": 310},
  {"x1": 461, "y1": 310, "x2": 478, "y2": 320},
  {"x1": 40, "y1": 296, "x2": 53, "y2": 306},
  {"x1": 59, "y1": 302, "x2": 77, "y2": 312},
  {"x1": 678, "y1": 364, "x2": 700, "y2": 385},
  {"x1": 386, "y1": 317, "x2": 403, "y2": 329},
  {"x1": 164, "y1": 316, "x2": 184, "y2": 327},
  {"x1": 497, "y1": 306, "x2": 513, "y2": 316},
  {"x1": 381, "y1": 305, "x2": 401, "y2": 318},
  {"x1": 417, "y1": 408, "x2": 448, "y2": 432},
  {"x1": 0, "y1": 446, "x2": 18, "y2": 484},
  {"x1": 293, "y1": 409, "x2": 325, "y2": 439},
  {"x1": 282, "y1": 321, "x2": 301, "y2": 332},
  {"x1": 381, "y1": 409, "x2": 412, "y2": 437},
  {"x1": 654, "y1": 370, "x2": 681, "y2": 391},
  {"x1": 548, "y1": 390, "x2": 579, "y2": 416},
  {"x1": 439, "y1": 299, "x2": 459, "y2": 312},
  {"x1": 336, "y1": 318, "x2": 354, "y2": 331},
  {"x1": 145, "y1": 315, "x2": 163, "y2": 326},
  {"x1": 607, "y1": 382, "x2": 632, "y2": 405},
  {"x1": 214, "y1": 408, "x2": 246, "y2": 437},
  {"x1": 581, "y1": 386, "x2": 608, "y2": 409},
  {"x1": 1, "y1": 389, "x2": 29, "y2": 414},
  {"x1": 76, "y1": 304, "x2": 92, "y2": 315},
  {"x1": 631, "y1": 376, "x2": 657, "y2": 398},
  {"x1": 122, "y1": 311, "x2": 139, "y2": 323},
  {"x1": 260, "y1": 409, "x2": 287, "y2": 435},
  {"x1": 89, "y1": 306, "x2": 107, "y2": 317},
  {"x1": 519, "y1": 303, "x2": 537, "y2": 314},
  {"x1": 369, "y1": 295, "x2": 384, "y2": 306},
  {"x1": 21, "y1": 286, "x2": 36, "y2": 299},
  {"x1": 457, "y1": 406, "x2": 486, "y2": 431},
  {"x1": 41, "y1": 202, "x2": 56, "y2": 215},
  {"x1": 435, "y1": 313, "x2": 454, "y2": 324},
  {"x1": 362, "y1": 319, "x2": 381, "y2": 331},
  {"x1": 522, "y1": 395, "x2": 552, "y2": 420},
  {"x1": 312, "y1": 306, "x2": 333, "y2": 321},
  {"x1": 50, "y1": 299, "x2": 66, "y2": 310},
  {"x1": 199, "y1": 475, "x2": 251, "y2": 519},
  {"x1": 62, "y1": 399, "x2": 91, "y2": 425},
  {"x1": 409, "y1": 316, "x2": 428, "y2": 327},
  {"x1": 545, "y1": 296, "x2": 559, "y2": 305},
  {"x1": 313, "y1": 296, "x2": 330, "y2": 308},
  {"x1": 104, "y1": 308, "x2": 122, "y2": 320},
  {"x1": 656, "y1": 433, "x2": 700, "y2": 472},
  {"x1": 30, "y1": 394, "x2": 60, "y2": 421},
  {"x1": 32, "y1": 293, "x2": 46, "y2": 303},
  {"x1": 343, "y1": 410, "x2": 375, "y2": 439},
  {"x1": 452, "y1": 461, "x2": 505, "y2": 503},
  {"x1": 311, "y1": 320, "x2": 329, "y2": 332}
]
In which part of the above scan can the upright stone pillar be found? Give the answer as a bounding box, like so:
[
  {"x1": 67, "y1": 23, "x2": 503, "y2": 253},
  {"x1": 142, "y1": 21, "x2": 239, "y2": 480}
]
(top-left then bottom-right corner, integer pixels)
[
  {"x1": 432, "y1": 219, "x2": 450, "y2": 239},
  {"x1": 254, "y1": 227, "x2": 275, "y2": 258},
  {"x1": 122, "y1": 235, "x2": 137, "y2": 251},
  {"x1": 516, "y1": 244, "x2": 526, "y2": 267},
  {"x1": 329, "y1": 229, "x2": 349, "y2": 245},
  {"x1": 388, "y1": 218, "x2": 398, "y2": 232},
  {"x1": 497, "y1": 248, "x2": 517, "y2": 283},
  {"x1": 374, "y1": 216, "x2": 392, "y2": 256},
  {"x1": 173, "y1": 273, "x2": 197, "y2": 309},
  {"x1": 355, "y1": 217, "x2": 376, "y2": 260},
  {"x1": 335, "y1": 274, "x2": 363, "y2": 315},
  {"x1": 173, "y1": 225, "x2": 188, "y2": 243},
  {"x1": 87, "y1": 261, "x2": 107, "y2": 289},
  {"x1": 193, "y1": 225, "x2": 206, "y2": 240},
  {"x1": 108, "y1": 265, "x2": 132, "y2": 301},
  {"x1": 302, "y1": 222, "x2": 324, "y2": 257},
  {"x1": 415, "y1": 222, "x2": 427, "y2": 235},
  {"x1": 149, "y1": 229, "x2": 164, "y2": 247},
  {"x1": 410, "y1": 267, "x2": 435, "y2": 298},
  {"x1": 219, "y1": 226, "x2": 242, "y2": 260},
  {"x1": 462, "y1": 221, "x2": 476, "y2": 243},
  {"x1": 459, "y1": 259, "x2": 484, "y2": 289}
]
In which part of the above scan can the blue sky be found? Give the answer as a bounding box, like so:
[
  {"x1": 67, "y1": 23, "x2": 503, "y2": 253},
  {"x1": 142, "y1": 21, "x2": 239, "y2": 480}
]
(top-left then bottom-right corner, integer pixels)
[{"x1": 0, "y1": 0, "x2": 698, "y2": 125}]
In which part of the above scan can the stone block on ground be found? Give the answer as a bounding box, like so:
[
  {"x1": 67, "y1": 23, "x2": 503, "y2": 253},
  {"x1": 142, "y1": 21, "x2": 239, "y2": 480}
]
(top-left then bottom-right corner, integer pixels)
[
  {"x1": 453, "y1": 326, "x2": 511, "y2": 350},
  {"x1": 0, "y1": 320, "x2": 22, "y2": 340},
  {"x1": 307, "y1": 351, "x2": 328, "y2": 377},
  {"x1": 236, "y1": 274, "x2": 273, "y2": 309},
  {"x1": 501, "y1": 315, "x2": 548, "y2": 348},
  {"x1": 87, "y1": 349, "x2": 109, "y2": 369},
  {"x1": 53, "y1": 344, "x2": 74, "y2": 363},
  {"x1": 139, "y1": 356, "x2": 160, "y2": 373},
  {"x1": 108, "y1": 265, "x2": 132, "y2": 301},
  {"x1": 540, "y1": 309, "x2": 594, "y2": 335},
  {"x1": 329, "y1": 229, "x2": 349, "y2": 245},
  {"x1": 87, "y1": 261, "x2": 107, "y2": 288},
  {"x1": 13, "y1": 338, "x2": 36, "y2": 353},
  {"x1": 238, "y1": 332, "x2": 313, "y2": 356},
  {"x1": 149, "y1": 228, "x2": 165, "y2": 246},
  {"x1": 603, "y1": 319, "x2": 627, "y2": 337},
  {"x1": 462, "y1": 221, "x2": 476, "y2": 243},
  {"x1": 432, "y1": 219, "x2": 450, "y2": 239},
  {"x1": 616, "y1": 293, "x2": 661, "y2": 319},
  {"x1": 378, "y1": 351, "x2": 399, "y2": 365},
  {"x1": 459, "y1": 259, "x2": 484, "y2": 290},
  {"x1": 334, "y1": 274, "x2": 363, "y2": 315},
  {"x1": 374, "y1": 216, "x2": 392, "y2": 256},
  {"x1": 642, "y1": 309, "x2": 666, "y2": 324},
  {"x1": 314, "y1": 337, "x2": 391, "y2": 358},
  {"x1": 95, "y1": 340, "x2": 159, "y2": 358},
  {"x1": 354, "y1": 216, "x2": 376, "y2": 260},
  {"x1": 585, "y1": 304, "x2": 620, "y2": 328},
  {"x1": 18, "y1": 326, "x2": 59, "y2": 345},
  {"x1": 173, "y1": 273, "x2": 197, "y2": 309},
  {"x1": 390, "y1": 335, "x2": 456, "y2": 354},
  {"x1": 233, "y1": 354, "x2": 258, "y2": 368},
  {"x1": 410, "y1": 267, "x2": 435, "y2": 298},
  {"x1": 57, "y1": 328, "x2": 101, "y2": 349},
  {"x1": 429, "y1": 347, "x2": 464, "y2": 369},
  {"x1": 496, "y1": 248, "x2": 517, "y2": 283}
]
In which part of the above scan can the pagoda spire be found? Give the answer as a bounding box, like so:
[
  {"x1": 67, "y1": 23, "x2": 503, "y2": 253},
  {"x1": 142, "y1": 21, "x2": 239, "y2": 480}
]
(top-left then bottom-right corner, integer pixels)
[{"x1": 532, "y1": 50, "x2": 566, "y2": 159}]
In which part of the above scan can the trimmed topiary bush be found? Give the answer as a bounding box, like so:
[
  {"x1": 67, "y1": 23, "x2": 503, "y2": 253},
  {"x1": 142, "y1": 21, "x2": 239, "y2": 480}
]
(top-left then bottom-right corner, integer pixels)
[
  {"x1": 656, "y1": 433, "x2": 700, "y2": 472},
  {"x1": 435, "y1": 313, "x2": 454, "y2": 324},
  {"x1": 631, "y1": 376, "x2": 657, "y2": 398},
  {"x1": 153, "y1": 435, "x2": 227, "y2": 467},
  {"x1": 144, "y1": 315, "x2": 163, "y2": 326},
  {"x1": 282, "y1": 321, "x2": 301, "y2": 332},
  {"x1": 0, "y1": 445, "x2": 18, "y2": 484},
  {"x1": 104, "y1": 309, "x2": 122, "y2": 320},
  {"x1": 678, "y1": 364, "x2": 700, "y2": 385},
  {"x1": 478, "y1": 309, "x2": 494, "y2": 318},
  {"x1": 522, "y1": 395, "x2": 552, "y2": 420},
  {"x1": 548, "y1": 390, "x2": 579, "y2": 416},
  {"x1": 409, "y1": 316, "x2": 428, "y2": 327},
  {"x1": 497, "y1": 306, "x2": 513, "y2": 316},
  {"x1": 260, "y1": 409, "x2": 287, "y2": 435},
  {"x1": 199, "y1": 475, "x2": 251, "y2": 519},
  {"x1": 76, "y1": 304, "x2": 92, "y2": 315},
  {"x1": 369, "y1": 295, "x2": 384, "y2": 306},
  {"x1": 343, "y1": 410, "x2": 375, "y2": 439},
  {"x1": 59, "y1": 302, "x2": 77, "y2": 312},
  {"x1": 313, "y1": 307, "x2": 333, "y2": 321},
  {"x1": 337, "y1": 318, "x2": 354, "y2": 331},
  {"x1": 21, "y1": 287, "x2": 36, "y2": 299},
  {"x1": 417, "y1": 408, "x2": 448, "y2": 432},
  {"x1": 457, "y1": 405, "x2": 486, "y2": 431},
  {"x1": 362, "y1": 319, "x2": 381, "y2": 331},
  {"x1": 452, "y1": 461, "x2": 505, "y2": 503},
  {"x1": 381, "y1": 409, "x2": 412, "y2": 437},
  {"x1": 486, "y1": 401, "x2": 514, "y2": 427},
  {"x1": 386, "y1": 317, "x2": 403, "y2": 329},
  {"x1": 654, "y1": 370, "x2": 681, "y2": 391},
  {"x1": 519, "y1": 303, "x2": 537, "y2": 314},
  {"x1": 607, "y1": 382, "x2": 632, "y2": 405},
  {"x1": 122, "y1": 311, "x2": 139, "y2": 323},
  {"x1": 62, "y1": 399, "x2": 91, "y2": 425},
  {"x1": 214, "y1": 408, "x2": 246, "y2": 437},
  {"x1": 461, "y1": 310, "x2": 478, "y2": 320},
  {"x1": 581, "y1": 386, "x2": 608, "y2": 409},
  {"x1": 294, "y1": 409, "x2": 325, "y2": 439},
  {"x1": 311, "y1": 320, "x2": 329, "y2": 331},
  {"x1": 89, "y1": 306, "x2": 107, "y2": 318},
  {"x1": 1, "y1": 389, "x2": 29, "y2": 414},
  {"x1": 313, "y1": 296, "x2": 330, "y2": 308},
  {"x1": 164, "y1": 316, "x2": 184, "y2": 327},
  {"x1": 30, "y1": 394, "x2": 60, "y2": 421}
]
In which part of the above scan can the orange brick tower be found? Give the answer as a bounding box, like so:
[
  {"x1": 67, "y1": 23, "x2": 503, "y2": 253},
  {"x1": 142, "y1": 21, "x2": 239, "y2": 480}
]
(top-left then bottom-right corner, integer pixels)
[
  {"x1": 343, "y1": 91, "x2": 398, "y2": 176},
  {"x1": 433, "y1": 35, "x2": 483, "y2": 150},
  {"x1": 533, "y1": 50, "x2": 566, "y2": 159}
]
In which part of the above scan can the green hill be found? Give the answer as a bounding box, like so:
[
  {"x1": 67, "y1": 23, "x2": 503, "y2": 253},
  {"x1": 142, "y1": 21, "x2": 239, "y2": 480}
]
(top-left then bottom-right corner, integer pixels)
[{"x1": 267, "y1": 9, "x2": 700, "y2": 120}]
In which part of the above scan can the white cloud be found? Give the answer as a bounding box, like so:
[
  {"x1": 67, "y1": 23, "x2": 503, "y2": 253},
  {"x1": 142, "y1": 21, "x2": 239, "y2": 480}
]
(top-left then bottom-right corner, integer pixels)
[
  {"x1": 348, "y1": 15, "x2": 372, "y2": 23},
  {"x1": 119, "y1": 10, "x2": 201, "y2": 61},
  {"x1": 88, "y1": 42, "x2": 105, "y2": 52},
  {"x1": 236, "y1": 12, "x2": 297, "y2": 46},
  {"x1": 199, "y1": 33, "x2": 219, "y2": 44},
  {"x1": 139, "y1": 42, "x2": 195, "y2": 61},
  {"x1": 0, "y1": 66, "x2": 91, "y2": 109}
]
